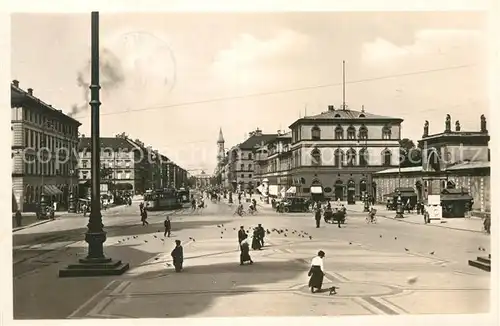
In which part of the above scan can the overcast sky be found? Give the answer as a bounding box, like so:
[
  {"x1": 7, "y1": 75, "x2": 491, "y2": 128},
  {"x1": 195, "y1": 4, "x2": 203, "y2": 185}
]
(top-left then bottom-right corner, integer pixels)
[{"x1": 11, "y1": 11, "x2": 489, "y2": 173}]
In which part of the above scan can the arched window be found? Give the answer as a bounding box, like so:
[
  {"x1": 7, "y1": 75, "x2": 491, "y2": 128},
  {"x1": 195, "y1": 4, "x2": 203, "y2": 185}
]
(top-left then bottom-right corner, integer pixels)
[
  {"x1": 335, "y1": 125, "x2": 344, "y2": 139},
  {"x1": 347, "y1": 126, "x2": 356, "y2": 139},
  {"x1": 382, "y1": 125, "x2": 392, "y2": 139},
  {"x1": 359, "y1": 125, "x2": 368, "y2": 139},
  {"x1": 359, "y1": 148, "x2": 368, "y2": 166},
  {"x1": 334, "y1": 113, "x2": 341, "y2": 118},
  {"x1": 310, "y1": 148, "x2": 321, "y2": 166},
  {"x1": 240, "y1": 163, "x2": 244, "y2": 170},
  {"x1": 382, "y1": 149, "x2": 392, "y2": 166},
  {"x1": 346, "y1": 148, "x2": 356, "y2": 166},
  {"x1": 358, "y1": 113, "x2": 366, "y2": 118},
  {"x1": 311, "y1": 125, "x2": 321, "y2": 140},
  {"x1": 334, "y1": 149, "x2": 344, "y2": 167}
]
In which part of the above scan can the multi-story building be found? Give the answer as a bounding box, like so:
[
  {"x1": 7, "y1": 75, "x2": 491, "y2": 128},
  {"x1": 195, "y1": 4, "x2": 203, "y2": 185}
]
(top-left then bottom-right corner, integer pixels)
[
  {"x1": 11, "y1": 80, "x2": 81, "y2": 212},
  {"x1": 254, "y1": 131, "x2": 292, "y2": 197},
  {"x1": 286, "y1": 105, "x2": 402, "y2": 202},
  {"x1": 373, "y1": 114, "x2": 490, "y2": 212},
  {"x1": 225, "y1": 128, "x2": 278, "y2": 192},
  {"x1": 78, "y1": 137, "x2": 148, "y2": 195}
]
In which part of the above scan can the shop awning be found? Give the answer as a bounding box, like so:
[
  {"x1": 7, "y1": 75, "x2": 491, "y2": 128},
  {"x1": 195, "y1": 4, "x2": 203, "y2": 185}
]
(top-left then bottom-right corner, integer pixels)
[
  {"x1": 262, "y1": 178, "x2": 269, "y2": 183},
  {"x1": 310, "y1": 186, "x2": 323, "y2": 194},
  {"x1": 44, "y1": 185, "x2": 63, "y2": 196},
  {"x1": 268, "y1": 185, "x2": 278, "y2": 196},
  {"x1": 286, "y1": 186, "x2": 297, "y2": 194}
]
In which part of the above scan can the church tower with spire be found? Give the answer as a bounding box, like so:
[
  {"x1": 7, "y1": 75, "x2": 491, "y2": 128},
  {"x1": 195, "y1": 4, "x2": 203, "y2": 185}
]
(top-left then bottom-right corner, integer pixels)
[{"x1": 217, "y1": 128, "x2": 225, "y2": 166}]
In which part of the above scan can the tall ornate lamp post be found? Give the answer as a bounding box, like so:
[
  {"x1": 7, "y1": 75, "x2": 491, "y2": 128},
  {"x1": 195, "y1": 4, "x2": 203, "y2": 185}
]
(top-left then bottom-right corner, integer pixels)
[
  {"x1": 68, "y1": 169, "x2": 76, "y2": 213},
  {"x1": 59, "y1": 12, "x2": 129, "y2": 277}
]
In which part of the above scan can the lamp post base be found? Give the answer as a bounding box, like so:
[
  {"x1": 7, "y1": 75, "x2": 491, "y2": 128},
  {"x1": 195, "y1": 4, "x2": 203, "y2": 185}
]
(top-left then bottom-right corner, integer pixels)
[
  {"x1": 58, "y1": 258, "x2": 129, "y2": 277},
  {"x1": 58, "y1": 231, "x2": 129, "y2": 277}
]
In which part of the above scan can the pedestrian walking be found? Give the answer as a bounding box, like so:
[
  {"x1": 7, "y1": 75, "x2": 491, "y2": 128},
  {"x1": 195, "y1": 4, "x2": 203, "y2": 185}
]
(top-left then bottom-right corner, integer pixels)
[
  {"x1": 240, "y1": 235, "x2": 253, "y2": 265},
  {"x1": 171, "y1": 240, "x2": 184, "y2": 272},
  {"x1": 141, "y1": 208, "x2": 149, "y2": 226},
  {"x1": 238, "y1": 226, "x2": 247, "y2": 244},
  {"x1": 256, "y1": 223, "x2": 265, "y2": 247},
  {"x1": 164, "y1": 216, "x2": 172, "y2": 237},
  {"x1": 314, "y1": 206, "x2": 322, "y2": 228},
  {"x1": 251, "y1": 228, "x2": 262, "y2": 250},
  {"x1": 308, "y1": 250, "x2": 326, "y2": 293},
  {"x1": 139, "y1": 201, "x2": 144, "y2": 214}
]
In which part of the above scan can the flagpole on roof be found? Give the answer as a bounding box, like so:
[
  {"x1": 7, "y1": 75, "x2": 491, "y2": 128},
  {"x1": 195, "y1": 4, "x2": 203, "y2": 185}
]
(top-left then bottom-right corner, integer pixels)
[{"x1": 342, "y1": 60, "x2": 346, "y2": 111}]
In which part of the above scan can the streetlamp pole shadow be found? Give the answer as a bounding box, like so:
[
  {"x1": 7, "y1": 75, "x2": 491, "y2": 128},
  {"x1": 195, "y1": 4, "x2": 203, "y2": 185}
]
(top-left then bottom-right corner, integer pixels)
[{"x1": 59, "y1": 11, "x2": 129, "y2": 277}]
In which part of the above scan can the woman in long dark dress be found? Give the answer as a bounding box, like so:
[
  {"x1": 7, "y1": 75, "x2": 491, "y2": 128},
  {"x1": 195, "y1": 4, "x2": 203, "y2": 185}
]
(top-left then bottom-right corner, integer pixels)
[
  {"x1": 308, "y1": 250, "x2": 325, "y2": 293},
  {"x1": 240, "y1": 235, "x2": 253, "y2": 265},
  {"x1": 251, "y1": 228, "x2": 261, "y2": 250}
]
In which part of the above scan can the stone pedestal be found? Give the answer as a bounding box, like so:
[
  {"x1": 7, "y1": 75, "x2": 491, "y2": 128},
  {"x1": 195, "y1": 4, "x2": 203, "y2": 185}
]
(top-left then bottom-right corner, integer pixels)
[{"x1": 59, "y1": 232, "x2": 129, "y2": 277}]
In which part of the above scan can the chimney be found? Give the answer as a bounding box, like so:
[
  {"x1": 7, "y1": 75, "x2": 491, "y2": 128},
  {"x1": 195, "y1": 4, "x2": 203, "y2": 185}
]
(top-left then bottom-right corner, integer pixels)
[
  {"x1": 27, "y1": 88, "x2": 33, "y2": 95},
  {"x1": 328, "y1": 105, "x2": 334, "y2": 111},
  {"x1": 254, "y1": 128, "x2": 262, "y2": 136},
  {"x1": 12, "y1": 80, "x2": 19, "y2": 87}
]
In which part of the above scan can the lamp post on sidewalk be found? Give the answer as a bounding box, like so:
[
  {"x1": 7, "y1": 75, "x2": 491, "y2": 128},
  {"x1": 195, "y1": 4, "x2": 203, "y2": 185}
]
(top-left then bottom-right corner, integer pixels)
[{"x1": 59, "y1": 12, "x2": 129, "y2": 277}]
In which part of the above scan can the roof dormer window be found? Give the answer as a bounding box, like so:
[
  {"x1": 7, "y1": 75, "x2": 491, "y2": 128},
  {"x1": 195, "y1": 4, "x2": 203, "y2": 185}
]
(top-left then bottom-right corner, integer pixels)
[
  {"x1": 334, "y1": 113, "x2": 341, "y2": 118},
  {"x1": 358, "y1": 113, "x2": 366, "y2": 118}
]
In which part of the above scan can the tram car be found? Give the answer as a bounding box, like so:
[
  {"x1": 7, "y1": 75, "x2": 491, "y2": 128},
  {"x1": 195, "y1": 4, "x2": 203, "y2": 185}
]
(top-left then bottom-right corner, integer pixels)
[
  {"x1": 176, "y1": 187, "x2": 191, "y2": 203},
  {"x1": 144, "y1": 189, "x2": 181, "y2": 211}
]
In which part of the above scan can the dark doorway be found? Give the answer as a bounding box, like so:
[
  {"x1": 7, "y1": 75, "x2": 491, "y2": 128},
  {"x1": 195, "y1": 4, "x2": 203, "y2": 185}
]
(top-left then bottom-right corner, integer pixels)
[
  {"x1": 334, "y1": 180, "x2": 344, "y2": 201},
  {"x1": 347, "y1": 179, "x2": 356, "y2": 204},
  {"x1": 371, "y1": 182, "x2": 377, "y2": 204}
]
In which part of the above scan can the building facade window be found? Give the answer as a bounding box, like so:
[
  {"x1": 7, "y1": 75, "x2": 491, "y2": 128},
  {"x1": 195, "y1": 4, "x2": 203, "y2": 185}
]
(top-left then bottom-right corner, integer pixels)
[
  {"x1": 310, "y1": 148, "x2": 321, "y2": 166},
  {"x1": 382, "y1": 125, "x2": 392, "y2": 139},
  {"x1": 359, "y1": 125, "x2": 368, "y2": 139},
  {"x1": 347, "y1": 126, "x2": 356, "y2": 140},
  {"x1": 382, "y1": 149, "x2": 392, "y2": 166},
  {"x1": 359, "y1": 148, "x2": 368, "y2": 166},
  {"x1": 346, "y1": 148, "x2": 356, "y2": 166},
  {"x1": 335, "y1": 125, "x2": 344, "y2": 139},
  {"x1": 248, "y1": 153, "x2": 252, "y2": 160},
  {"x1": 334, "y1": 149, "x2": 344, "y2": 166},
  {"x1": 311, "y1": 125, "x2": 321, "y2": 140},
  {"x1": 240, "y1": 163, "x2": 244, "y2": 170}
]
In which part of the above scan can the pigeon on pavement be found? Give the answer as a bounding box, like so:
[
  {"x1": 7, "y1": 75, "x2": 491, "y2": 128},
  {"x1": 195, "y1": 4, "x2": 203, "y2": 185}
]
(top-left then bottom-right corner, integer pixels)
[{"x1": 404, "y1": 248, "x2": 409, "y2": 252}]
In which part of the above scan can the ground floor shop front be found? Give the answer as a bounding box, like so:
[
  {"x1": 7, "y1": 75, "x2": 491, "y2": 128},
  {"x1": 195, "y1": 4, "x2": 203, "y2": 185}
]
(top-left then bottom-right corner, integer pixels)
[
  {"x1": 372, "y1": 165, "x2": 490, "y2": 213},
  {"x1": 12, "y1": 176, "x2": 78, "y2": 212}
]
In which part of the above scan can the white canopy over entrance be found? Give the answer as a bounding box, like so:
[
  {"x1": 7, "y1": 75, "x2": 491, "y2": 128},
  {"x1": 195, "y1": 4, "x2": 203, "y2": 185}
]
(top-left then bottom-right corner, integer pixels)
[
  {"x1": 310, "y1": 186, "x2": 323, "y2": 194},
  {"x1": 268, "y1": 185, "x2": 278, "y2": 196},
  {"x1": 286, "y1": 186, "x2": 297, "y2": 194}
]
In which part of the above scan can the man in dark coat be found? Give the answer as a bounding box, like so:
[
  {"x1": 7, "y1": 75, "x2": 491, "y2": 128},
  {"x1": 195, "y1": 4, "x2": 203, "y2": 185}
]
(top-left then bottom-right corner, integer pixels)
[
  {"x1": 141, "y1": 208, "x2": 149, "y2": 226},
  {"x1": 314, "y1": 206, "x2": 322, "y2": 228},
  {"x1": 164, "y1": 216, "x2": 171, "y2": 237},
  {"x1": 256, "y1": 223, "x2": 265, "y2": 247},
  {"x1": 171, "y1": 240, "x2": 184, "y2": 272}
]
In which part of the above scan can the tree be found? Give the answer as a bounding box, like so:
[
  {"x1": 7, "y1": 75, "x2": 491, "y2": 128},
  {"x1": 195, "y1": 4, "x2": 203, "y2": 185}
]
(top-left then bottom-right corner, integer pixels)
[{"x1": 399, "y1": 138, "x2": 422, "y2": 167}]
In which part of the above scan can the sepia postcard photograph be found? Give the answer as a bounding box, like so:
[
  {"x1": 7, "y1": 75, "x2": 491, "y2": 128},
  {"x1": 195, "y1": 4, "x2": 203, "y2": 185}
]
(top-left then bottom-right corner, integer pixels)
[{"x1": 2, "y1": 1, "x2": 497, "y2": 325}]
